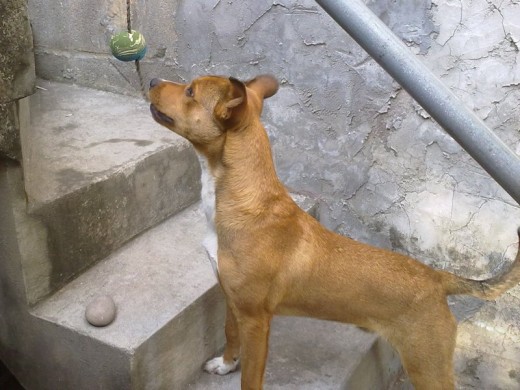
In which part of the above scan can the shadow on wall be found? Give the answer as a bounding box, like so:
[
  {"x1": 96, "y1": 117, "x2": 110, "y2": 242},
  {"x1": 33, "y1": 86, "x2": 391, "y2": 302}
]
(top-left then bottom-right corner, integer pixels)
[{"x1": 0, "y1": 360, "x2": 24, "y2": 390}]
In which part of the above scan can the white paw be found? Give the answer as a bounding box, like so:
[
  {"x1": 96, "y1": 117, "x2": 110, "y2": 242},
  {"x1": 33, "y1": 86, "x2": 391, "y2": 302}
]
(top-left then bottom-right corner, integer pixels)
[{"x1": 204, "y1": 356, "x2": 239, "y2": 375}]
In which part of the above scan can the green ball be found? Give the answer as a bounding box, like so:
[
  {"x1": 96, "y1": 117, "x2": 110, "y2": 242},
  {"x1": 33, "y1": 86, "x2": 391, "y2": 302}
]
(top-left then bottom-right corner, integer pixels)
[{"x1": 110, "y1": 30, "x2": 147, "y2": 62}]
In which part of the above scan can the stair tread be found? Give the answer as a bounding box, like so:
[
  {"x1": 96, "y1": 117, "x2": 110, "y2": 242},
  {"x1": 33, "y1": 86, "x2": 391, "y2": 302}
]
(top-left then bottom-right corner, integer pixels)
[
  {"x1": 24, "y1": 79, "x2": 185, "y2": 207},
  {"x1": 32, "y1": 203, "x2": 216, "y2": 350}
]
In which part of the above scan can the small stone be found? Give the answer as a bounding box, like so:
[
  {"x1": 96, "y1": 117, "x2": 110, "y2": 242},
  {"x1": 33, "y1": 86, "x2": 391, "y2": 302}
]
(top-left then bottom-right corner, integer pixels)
[{"x1": 85, "y1": 295, "x2": 117, "y2": 327}]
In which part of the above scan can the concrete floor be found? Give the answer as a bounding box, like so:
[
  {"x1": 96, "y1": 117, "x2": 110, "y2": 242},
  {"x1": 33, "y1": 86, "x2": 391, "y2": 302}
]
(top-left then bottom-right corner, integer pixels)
[{"x1": 188, "y1": 317, "x2": 401, "y2": 390}]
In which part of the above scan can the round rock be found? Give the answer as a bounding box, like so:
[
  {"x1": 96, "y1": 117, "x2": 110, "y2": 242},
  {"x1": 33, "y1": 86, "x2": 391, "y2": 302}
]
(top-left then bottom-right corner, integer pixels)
[{"x1": 85, "y1": 295, "x2": 117, "y2": 327}]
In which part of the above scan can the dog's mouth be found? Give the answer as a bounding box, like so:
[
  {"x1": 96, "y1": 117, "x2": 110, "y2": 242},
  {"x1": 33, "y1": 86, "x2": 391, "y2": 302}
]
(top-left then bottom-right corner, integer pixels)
[{"x1": 150, "y1": 104, "x2": 175, "y2": 125}]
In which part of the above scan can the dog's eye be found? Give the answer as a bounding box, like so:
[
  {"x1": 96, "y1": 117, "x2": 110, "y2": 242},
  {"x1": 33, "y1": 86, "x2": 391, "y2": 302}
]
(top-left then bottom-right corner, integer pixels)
[{"x1": 185, "y1": 86, "x2": 194, "y2": 98}]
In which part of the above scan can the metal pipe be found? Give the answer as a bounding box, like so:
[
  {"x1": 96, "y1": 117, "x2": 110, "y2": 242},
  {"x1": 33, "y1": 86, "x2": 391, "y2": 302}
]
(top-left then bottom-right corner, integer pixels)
[{"x1": 315, "y1": 0, "x2": 520, "y2": 204}]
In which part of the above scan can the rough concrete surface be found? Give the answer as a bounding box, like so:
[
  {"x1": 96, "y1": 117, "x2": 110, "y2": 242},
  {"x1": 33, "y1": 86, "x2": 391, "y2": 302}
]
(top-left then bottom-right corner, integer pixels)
[
  {"x1": 454, "y1": 284, "x2": 520, "y2": 390},
  {"x1": 0, "y1": 0, "x2": 35, "y2": 103},
  {"x1": 0, "y1": 101, "x2": 23, "y2": 161},
  {"x1": 24, "y1": 80, "x2": 193, "y2": 206},
  {"x1": 22, "y1": 80, "x2": 201, "y2": 303},
  {"x1": 0, "y1": 0, "x2": 35, "y2": 160}
]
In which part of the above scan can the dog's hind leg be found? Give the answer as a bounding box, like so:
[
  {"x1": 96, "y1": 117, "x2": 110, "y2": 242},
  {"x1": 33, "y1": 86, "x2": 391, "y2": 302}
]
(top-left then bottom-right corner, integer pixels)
[
  {"x1": 205, "y1": 303, "x2": 241, "y2": 375},
  {"x1": 388, "y1": 302, "x2": 457, "y2": 390},
  {"x1": 237, "y1": 311, "x2": 272, "y2": 390}
]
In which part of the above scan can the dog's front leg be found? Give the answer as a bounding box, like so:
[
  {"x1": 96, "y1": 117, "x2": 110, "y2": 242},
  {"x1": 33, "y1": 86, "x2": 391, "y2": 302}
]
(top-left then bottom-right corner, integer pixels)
[
  {"x1": 237, "y1": 311, "x2": 272, "y2": 390},
  {"x1": 205, "y1": 303, "x2": 240, "y2": 375}
]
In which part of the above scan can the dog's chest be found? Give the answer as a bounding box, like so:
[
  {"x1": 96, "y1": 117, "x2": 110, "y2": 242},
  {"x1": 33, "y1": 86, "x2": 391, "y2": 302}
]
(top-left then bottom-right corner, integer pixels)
[{"x1": 197, "y1": 154, "x2": 219, "y2": 277}]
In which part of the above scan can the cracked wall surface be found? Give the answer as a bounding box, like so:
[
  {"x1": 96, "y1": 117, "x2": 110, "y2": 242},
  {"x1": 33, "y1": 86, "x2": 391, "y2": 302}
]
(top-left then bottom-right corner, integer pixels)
[{"x1": 28, "y1": 0, "x2": 520, "y2": 276}]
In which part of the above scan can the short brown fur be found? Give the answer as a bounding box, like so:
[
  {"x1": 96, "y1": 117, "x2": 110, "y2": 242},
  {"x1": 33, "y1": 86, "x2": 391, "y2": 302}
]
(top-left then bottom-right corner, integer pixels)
[{"x1": 149, "y1": 74, "x2": 520, "y2": 390}]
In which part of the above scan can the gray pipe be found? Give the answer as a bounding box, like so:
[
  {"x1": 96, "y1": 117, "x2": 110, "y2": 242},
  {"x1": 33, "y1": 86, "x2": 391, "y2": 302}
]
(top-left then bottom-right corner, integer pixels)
[{"x1": 316, "y1": 0, "x2": 520, "y2": 204}]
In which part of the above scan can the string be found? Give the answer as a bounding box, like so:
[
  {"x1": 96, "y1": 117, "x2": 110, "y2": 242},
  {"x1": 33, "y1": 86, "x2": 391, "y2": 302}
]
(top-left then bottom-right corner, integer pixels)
[{"x1": 126, "y1": 0, "x2": 148, "y2": 101}]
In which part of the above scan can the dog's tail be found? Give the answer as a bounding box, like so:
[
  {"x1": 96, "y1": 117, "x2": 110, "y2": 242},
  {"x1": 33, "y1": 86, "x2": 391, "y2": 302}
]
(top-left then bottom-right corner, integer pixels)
[{"x1": 441, "y1": 227, "x2": 520, "y2": 300}]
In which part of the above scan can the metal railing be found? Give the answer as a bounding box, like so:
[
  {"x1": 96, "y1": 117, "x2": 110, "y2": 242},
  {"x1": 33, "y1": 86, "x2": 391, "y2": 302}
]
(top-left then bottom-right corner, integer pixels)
[{"x1": 316, "y1": 0, "x2": 520, "y2": 204}]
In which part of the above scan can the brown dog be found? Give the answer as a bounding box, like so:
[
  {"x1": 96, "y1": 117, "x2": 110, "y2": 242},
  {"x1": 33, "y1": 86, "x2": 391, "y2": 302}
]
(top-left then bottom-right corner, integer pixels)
[{"x1": 149, "y1": 74, "x2": 520, "y2": 390}]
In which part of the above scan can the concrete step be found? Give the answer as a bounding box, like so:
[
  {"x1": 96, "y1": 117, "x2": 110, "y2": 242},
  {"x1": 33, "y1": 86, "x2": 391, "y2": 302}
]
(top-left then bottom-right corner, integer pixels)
[
  {"x1": 29, "y1": 194, "x2": 322, "y2": 390},
  {"x1": 31, "y1": 203, "x2": 224, "y2": 390},
  {"x1": 22, "y1": 80, "x2": 201, "y2": 303},
  {"x1": 188, "y1": 317, "x2": 402, "y2": 390}
]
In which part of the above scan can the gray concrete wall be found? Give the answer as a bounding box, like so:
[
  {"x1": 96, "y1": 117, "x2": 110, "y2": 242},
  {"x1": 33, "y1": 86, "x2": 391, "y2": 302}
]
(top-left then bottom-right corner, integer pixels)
[
  {"x1": 28, "y1": 0, "x2": 520, "y2": 275},
  {"x1": 0, "y1": 0, "x2": 35, "y2": 160}
]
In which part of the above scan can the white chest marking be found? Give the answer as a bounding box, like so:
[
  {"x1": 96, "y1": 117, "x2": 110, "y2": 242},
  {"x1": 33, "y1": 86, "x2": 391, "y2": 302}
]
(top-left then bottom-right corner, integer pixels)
[{"x1": 197, "y1": 154, "x2": 219, "y2": 277}]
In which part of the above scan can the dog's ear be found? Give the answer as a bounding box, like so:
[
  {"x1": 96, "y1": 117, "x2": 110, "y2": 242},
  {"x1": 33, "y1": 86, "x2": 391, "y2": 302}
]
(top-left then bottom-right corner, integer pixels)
[
  {"x1": 226, "y1": 77, "x2": 246, "y2": 111},
  {"x1": 214, "y1": 77, "x2": 247, "y2": 125},
  {"x1": 246, "y1": 74, "x2": 279, "y2": 100}
]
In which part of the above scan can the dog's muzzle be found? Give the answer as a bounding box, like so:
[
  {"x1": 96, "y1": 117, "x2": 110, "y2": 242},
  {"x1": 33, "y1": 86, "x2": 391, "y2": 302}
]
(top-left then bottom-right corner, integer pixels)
[{"x1": 150, "y1": 104, "x2": 174, "y2": 125}]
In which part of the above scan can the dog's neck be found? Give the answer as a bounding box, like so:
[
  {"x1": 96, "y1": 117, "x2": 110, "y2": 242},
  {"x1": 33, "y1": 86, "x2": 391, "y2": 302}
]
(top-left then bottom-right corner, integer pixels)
[
  {"x1": 219, "y1": 119, "x2": 288, "y2": 227},
  {"x1": 195, "y1": 107, "x2": 289, "y2": 233}
]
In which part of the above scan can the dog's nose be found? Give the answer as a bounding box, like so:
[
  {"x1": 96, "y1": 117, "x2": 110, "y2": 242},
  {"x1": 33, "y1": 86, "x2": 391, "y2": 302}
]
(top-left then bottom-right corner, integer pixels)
[{"x1": 149, "y1": 78, "x2": 162, "y2": 88}]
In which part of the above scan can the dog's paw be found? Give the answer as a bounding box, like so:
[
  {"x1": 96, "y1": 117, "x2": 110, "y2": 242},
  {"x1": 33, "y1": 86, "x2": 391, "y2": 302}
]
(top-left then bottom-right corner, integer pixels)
[{"x1": 204, "y1": 356, "x2": 239, "y2": 375}]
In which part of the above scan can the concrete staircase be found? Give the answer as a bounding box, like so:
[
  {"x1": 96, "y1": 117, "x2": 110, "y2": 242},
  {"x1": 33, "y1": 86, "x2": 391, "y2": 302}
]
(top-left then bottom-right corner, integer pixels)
[
  {"x1": 22, "y1": 80, "x2": 201, "y2": 305},
  {"x1": 4, "y1": 80, "x2": 404, "y2": 389}
]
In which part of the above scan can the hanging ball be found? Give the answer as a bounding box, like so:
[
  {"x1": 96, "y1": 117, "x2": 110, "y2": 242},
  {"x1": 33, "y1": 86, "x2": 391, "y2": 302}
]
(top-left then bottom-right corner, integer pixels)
[{"x1": 110, "y1": 30, "x2": 147, "y2": 62}]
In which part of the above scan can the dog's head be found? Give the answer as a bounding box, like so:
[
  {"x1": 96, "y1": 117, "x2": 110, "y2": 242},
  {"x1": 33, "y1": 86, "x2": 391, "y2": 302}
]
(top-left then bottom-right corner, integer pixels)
[{"x1": 148, "y1": 74, "x2": 278, "y2": 150}]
